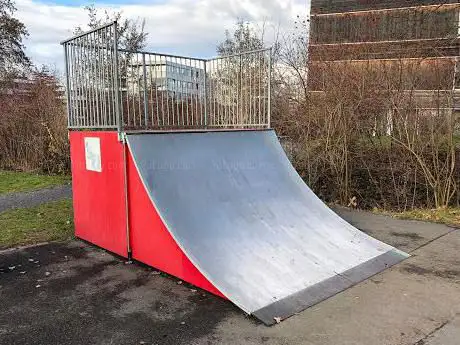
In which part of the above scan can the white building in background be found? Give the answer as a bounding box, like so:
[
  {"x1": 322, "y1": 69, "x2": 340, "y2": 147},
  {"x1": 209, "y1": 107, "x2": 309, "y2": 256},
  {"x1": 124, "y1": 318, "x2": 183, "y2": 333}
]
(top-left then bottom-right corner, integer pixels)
[{"x1": 126, "y1": 57, "x2": 205, "y2": 100}]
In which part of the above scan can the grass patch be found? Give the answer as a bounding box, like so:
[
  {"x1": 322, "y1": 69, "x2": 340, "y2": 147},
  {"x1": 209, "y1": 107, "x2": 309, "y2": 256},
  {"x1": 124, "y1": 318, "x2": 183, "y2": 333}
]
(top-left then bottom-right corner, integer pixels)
[
  {"x1": 0, "y1": 199, "x2": 74, "y2": 249},
  {"x1": 375, "y1": 207, "x2": 460, "y2": 228},
  {"x1": 0, "y1": 170, "x2": 71, "y2": 195}
]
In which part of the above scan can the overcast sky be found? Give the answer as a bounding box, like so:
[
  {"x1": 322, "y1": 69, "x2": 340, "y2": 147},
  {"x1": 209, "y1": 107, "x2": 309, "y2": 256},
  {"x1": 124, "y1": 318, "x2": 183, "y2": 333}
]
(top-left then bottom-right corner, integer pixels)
[{"x1": 15, "y1": 0, "x2": 310, "y2": 72}]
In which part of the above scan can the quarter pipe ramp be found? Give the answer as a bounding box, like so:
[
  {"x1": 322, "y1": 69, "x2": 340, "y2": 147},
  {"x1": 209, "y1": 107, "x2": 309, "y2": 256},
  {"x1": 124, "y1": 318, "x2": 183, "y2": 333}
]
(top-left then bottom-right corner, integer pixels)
[{"x1": 126, "y1": 130, "x2": 409, "y2": 325}]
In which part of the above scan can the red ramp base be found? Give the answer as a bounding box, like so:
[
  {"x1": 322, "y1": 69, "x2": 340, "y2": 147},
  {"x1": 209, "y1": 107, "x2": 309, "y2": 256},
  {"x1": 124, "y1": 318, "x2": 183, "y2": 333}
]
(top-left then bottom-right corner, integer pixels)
[{"x1": 69, "y1": 130, "x2": 225, "y2": 298}]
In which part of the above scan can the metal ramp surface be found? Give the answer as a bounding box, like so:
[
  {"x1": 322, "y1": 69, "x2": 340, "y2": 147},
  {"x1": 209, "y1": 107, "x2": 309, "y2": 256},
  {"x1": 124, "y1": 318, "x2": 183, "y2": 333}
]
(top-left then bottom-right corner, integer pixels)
[{"x1": 126, "y1": 130, "x2": 408, "y2": 325}]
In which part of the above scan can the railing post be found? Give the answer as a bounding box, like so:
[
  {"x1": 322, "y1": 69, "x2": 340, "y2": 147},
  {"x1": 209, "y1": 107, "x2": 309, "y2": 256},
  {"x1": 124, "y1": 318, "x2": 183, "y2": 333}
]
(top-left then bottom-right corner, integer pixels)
[
  {"x1": 239, "y1": 54, "x2": 243, "y2": 125},
  {"x1": 142, "y1": 53, "x2": 149, "y2": 128},
  {"x1": 267, "y1": 47, "x2": 272, "y2": 129},
  {"x1": 63, "y1": 43, "x2": 72, "y2": 127},
  {"x1": 204, "y1": 60, "x2": 208, "y2": 128},
  {"x1": 113, "y1": 21, "x2": 122, "y2": 134}
]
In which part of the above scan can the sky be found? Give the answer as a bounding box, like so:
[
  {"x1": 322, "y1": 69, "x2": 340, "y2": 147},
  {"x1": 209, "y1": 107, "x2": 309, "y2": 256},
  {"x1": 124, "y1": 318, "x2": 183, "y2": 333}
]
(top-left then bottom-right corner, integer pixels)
[{"x1": 15, "y1": 0, "x2": 310, "y2": 73}]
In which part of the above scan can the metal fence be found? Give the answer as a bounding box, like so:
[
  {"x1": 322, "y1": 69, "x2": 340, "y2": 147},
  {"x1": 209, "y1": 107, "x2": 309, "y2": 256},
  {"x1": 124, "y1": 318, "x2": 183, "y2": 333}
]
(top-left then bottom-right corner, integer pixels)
[{"x1": 62, "y1": 21, "x2": 272, "y2": 131}]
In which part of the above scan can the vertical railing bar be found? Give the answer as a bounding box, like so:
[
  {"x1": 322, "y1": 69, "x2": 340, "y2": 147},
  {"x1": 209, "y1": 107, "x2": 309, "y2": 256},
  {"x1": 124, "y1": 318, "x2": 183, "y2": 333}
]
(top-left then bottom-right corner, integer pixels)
[
  {"x1": 87, "y1": 36, "x2": 92, "y2": 127},
  {"x1": 136, "y1": 53, "x2": 141, "y2": 127},
  {"x1": 193, "y1": 60, "x2": 199, "y2": 126},
  {"x1": 224, "y1": 57, "x2": 228, "y2": 126},
  {"x1": 229, "y1": 57, "x2": 233, "y2": 126},
  {"x1": 191, "y1": 59, "x2": 195, "y2": 126},
  {"x1": 161, "y1": 56, "x2": 166, "y2": 126},
  {"x1": 69, "y1": 43, "x2": 76, "y2": 127},
  {"x1": 71, "y1": 43, "x2": 78, "y2": 127},
  {"x1": 249, "y1": 53, "x2": 253, "y2": 127},
  {"x1": 95, "y1": 31, "x2": 102, "y2": 127},
  {"x1": 158, "y1": 55, "x2": 164, "y2": 127},
  {"x1": 89, "y1": 33, "x2": 96, "y2": 127},
  {"x1": 92, "y1": 32, "x2": 99, "y2": 127},
  {"x1": 186, "y1": 60, "x2": 189, "y2": 127},
  {"x1": 67, "y1": 43, "x2": 74, "y2": 127},
  {"x1": 75, "y1": 38, "x2": 81, "y2": 127},
  {"x1": 113, "y1": 21, "x2": 122, "y2": 133},
  {"x1": 172, "y1": 57, "x2": 176, "y2": 126},
  {"x1": 104, "y1": 27, "x2": 111, "y2": 127},
  {"x1": 198, "y1": 59, "x2": 202, "y2": 127},
  {"x1": 186, "y1": 59, "x2": 190, "y2": 126},
  {"x1": 181, "y1": 58, "x2": 185, "y2": 126},
  {"x1": 125, "y1": 52, "x2": 131, "y2": 128},
  {"x1": 209, "y1": 60, "x2": 213, "y2": 126},
  {"x1": 99, "y1": 29, "x2": 106, "y2": 126},
  {"x1": 110, "y1": 28, "x2": 116, "y2": 128},
  {"x1": 257, "y1": 53, "x2": 262, "y2": 125},
  {"x1": 72, "y1": 43, "x2": 78, "y2": 127},
  {"x1": 83, "y1": 36, "x2": 89, "y2": 127},
  {"x1": 170, "y1": 57, "x2": 174, "y2": 126},
  {"x1": 193, "y1": 58, "x2": 197, "y2": 126},
  {"x1": 240, "y1": 54, "x2": 243, "y2": 127},
  {"x1": 142, "y1": 53, "x2": 149, "y2": 128},
  {"x1": 226, "y1": 57, "x2": 230, "y2": 126},
  {"x1": 222, "y1": 58, "x2": 226, "y2": 126},
  {"x1": 175, "y1": 57, "x2": 179, "y2": 126},
  {"x1": 92, "y1": 32, "x2": 97, "y2": 126},
  {"x1": 107, "y1": 28, "x2": 113, "y2": 128},
  {"x1": 171, "y1": 57, "x2": 175, "y2": 126},
  {"x1": 263, "y1": 51, "x2": 267, "y2": 127},
  {"x1": 203, "y1": 60, "x2": 207, "y2": 128},
  {"x1": 230, "y1": 57, "x2": 234, "y2": 126},
  {"x1": 166, "y1": 56, "x2": 171, "y2": 126},
  {"x1": 131, "y1": 54, "x2": 137, "y2": 127},
  {"x1": 239, "y1": 54, "x2": 243, "y2": 126},
  {"x1": 78, "y1": 41, "x2": 83, "y2": 127},
  {"x1": 82, "y1": 37, "x2": 90, "y2": 128},
  {"x1": 63, "y1": 44, "x2": 72, "y2": 127},
  {"x1": 106, "y1": 27, "x2": 111, "y2": 127},
  {"x1": 217, "y1": 58, "x2": 221, "y2": 126},
  {"x1": 213, "y1": 60, "x2": 220, "y2": 126},
  {"x1": 148, "y1": 55, "x2": 154, "y2": 127},
  {"x1": 152, "y1": 55, "x2": 159, "y2": 127},
  {"x1": 267, "y1": 47, "x2": 272, "y2": 128},
  {"x1": 231, "y1": 56, "x2": 238, "y2": 125}
]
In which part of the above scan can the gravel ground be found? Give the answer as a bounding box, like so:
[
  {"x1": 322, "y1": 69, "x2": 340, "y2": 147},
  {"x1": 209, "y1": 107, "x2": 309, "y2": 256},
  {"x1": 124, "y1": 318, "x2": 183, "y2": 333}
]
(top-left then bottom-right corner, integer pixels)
[{"x1": 0, "y1": 185, "x2": 72, "y2": 213}]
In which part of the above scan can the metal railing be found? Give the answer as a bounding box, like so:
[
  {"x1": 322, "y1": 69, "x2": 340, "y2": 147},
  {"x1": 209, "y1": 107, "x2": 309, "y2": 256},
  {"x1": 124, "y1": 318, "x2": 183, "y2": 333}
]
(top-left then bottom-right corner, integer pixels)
[{"x1": 62, "y1": 22, "x2": 272, "y2": 131}]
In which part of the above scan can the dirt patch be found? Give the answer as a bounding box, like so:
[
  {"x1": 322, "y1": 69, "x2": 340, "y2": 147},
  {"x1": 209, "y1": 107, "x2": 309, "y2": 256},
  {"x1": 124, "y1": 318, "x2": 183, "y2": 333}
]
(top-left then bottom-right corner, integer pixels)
[
  {"x1": 401, "y1": 263, "x2": 460, "y2": 281},
  {"x1": 390, "y1": 232, "x2": 424, "y2": 240}
]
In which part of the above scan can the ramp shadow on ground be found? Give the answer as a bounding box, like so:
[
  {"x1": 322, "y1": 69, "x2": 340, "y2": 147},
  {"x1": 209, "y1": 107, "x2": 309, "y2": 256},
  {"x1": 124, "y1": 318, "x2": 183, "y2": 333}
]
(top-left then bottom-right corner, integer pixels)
[{"x1": 0, "y1": 209, "x2": 459, "y2": 345}]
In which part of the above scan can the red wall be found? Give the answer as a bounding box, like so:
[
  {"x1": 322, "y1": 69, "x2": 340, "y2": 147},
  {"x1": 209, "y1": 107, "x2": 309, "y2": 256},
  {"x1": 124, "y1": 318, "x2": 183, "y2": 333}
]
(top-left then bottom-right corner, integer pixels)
[
  {"x1": 70, "y1": 131, "x2": 128, "y2": 257},
  {"x1": 70, "y1": 130, "x2": 224, "y2": 298}
]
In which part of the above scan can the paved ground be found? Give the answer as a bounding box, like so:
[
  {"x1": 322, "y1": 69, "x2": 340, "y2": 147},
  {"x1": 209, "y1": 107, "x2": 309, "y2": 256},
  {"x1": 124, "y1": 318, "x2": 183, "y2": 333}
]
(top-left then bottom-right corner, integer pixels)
[
  {"x1": 0, "y1": 185, "x2": 72, "y2": 212},
  {"x1": 0, "y1": 208, "x2": 459, "y2": 345}
]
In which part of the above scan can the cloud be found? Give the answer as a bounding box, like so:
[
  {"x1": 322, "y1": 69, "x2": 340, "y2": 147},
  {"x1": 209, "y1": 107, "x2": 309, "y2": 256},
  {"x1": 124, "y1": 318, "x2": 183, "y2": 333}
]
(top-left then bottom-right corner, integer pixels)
[{"x1": 16, "y1": 0, "x2": 310, "y2": 71}]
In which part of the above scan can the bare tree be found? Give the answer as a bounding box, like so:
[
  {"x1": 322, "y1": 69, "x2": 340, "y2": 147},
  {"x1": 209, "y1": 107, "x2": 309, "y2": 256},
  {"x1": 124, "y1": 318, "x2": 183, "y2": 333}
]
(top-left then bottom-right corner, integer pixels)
[
  {"x1": 74, "y1": 4, "x2": 148, "y2": 52},
  {"x1": 0, "y1": 0, "x2": 30, "y2": 77}
]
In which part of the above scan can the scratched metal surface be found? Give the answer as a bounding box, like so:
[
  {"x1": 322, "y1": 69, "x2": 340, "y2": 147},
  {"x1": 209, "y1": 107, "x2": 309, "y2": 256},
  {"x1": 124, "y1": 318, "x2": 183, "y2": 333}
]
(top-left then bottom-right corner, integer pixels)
[{"x1": 127, "y1": 130, "x2": 408, "y2": 321}]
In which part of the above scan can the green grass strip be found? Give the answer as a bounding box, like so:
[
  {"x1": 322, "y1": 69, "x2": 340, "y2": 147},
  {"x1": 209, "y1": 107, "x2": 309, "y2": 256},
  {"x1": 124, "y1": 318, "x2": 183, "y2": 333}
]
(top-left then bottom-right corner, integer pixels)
[
  {"x1": 0, "y1": 199, "x2": 74, "y2": 249},
  {"x1": 0, "y1": 170, "x2": 71, "y2": 195}
]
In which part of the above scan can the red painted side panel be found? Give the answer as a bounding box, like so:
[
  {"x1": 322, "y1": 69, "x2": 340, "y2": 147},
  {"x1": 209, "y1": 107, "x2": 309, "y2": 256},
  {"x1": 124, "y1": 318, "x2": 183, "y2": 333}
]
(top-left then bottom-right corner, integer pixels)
[
  {"x1": 69, "y1": 131, "x2": 128, "y2": 257},
  {"x1": 127, "y1": 152, "x2": 225, "y2": 298}
]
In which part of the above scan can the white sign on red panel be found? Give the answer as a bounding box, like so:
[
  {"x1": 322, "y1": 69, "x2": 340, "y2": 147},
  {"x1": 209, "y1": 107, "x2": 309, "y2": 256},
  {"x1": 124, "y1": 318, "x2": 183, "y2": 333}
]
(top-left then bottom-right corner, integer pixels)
[{"x1": 84, "y1": 137, "x2": 102, "y2": 172}]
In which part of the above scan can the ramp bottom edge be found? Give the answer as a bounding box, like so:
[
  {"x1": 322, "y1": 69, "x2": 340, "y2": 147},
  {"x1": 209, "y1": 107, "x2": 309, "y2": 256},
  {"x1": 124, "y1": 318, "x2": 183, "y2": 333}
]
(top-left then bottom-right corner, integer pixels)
[{"x1": 252, "y1": 249, "x2": 409, "y2": 325}]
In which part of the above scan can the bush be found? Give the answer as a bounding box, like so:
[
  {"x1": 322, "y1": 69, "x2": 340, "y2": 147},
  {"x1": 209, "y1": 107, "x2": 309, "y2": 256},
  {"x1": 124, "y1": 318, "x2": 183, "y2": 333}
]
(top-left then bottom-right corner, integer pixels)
[{"x1": 0, "y1": 70, "x2": 70, "y2": 174}]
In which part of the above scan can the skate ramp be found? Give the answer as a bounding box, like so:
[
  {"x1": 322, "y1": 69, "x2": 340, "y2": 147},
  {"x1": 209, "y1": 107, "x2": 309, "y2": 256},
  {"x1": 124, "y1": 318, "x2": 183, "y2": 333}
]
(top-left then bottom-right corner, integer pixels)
[{"x1": 126, "y1": 130, "x2": 408, "y2": 325}]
